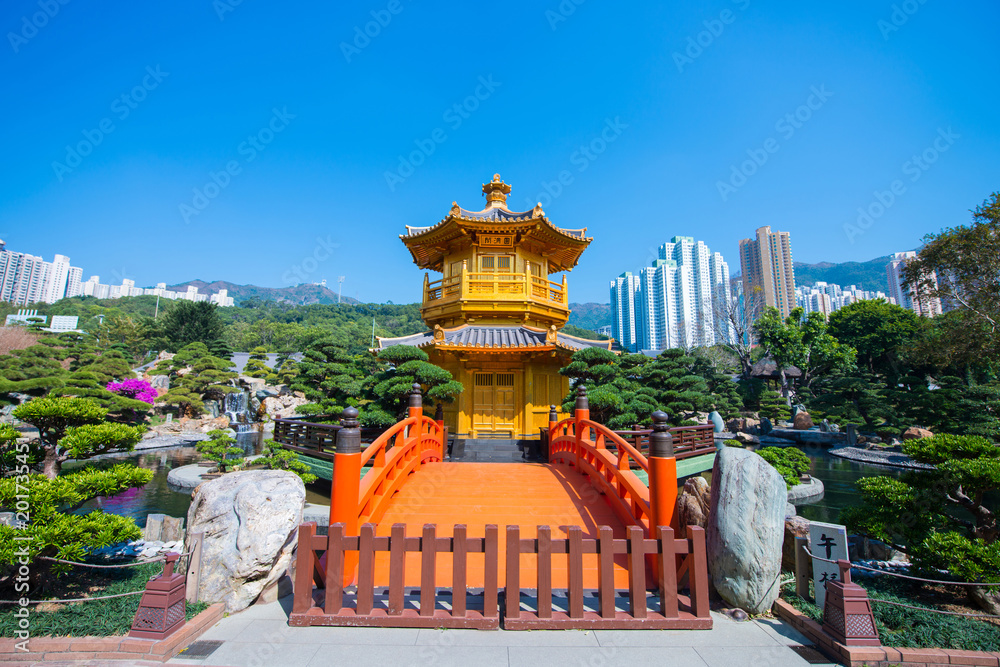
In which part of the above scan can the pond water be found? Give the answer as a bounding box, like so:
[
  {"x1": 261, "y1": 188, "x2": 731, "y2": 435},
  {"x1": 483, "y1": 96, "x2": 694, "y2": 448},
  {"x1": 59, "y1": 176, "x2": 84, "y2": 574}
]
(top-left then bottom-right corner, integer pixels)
[
  {"x1": 84, "y1": 444, "x2": 914, "y2": 528},
  {"x1": 68, "y1": 445, "x2": 205, "y2": 527}
]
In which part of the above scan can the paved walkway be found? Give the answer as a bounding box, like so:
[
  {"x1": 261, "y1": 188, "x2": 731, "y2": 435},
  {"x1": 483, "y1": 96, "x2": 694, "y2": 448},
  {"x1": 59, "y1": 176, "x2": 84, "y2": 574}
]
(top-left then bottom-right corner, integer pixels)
[{"x1": 164, "y1": 595, "x2": 841, "y2": 667}]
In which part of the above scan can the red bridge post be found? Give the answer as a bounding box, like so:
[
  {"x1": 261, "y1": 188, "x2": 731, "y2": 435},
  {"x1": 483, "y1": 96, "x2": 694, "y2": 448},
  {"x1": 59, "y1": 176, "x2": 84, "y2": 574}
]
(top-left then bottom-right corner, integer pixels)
[
  {"x1": 573, "y1": 385, "x2": 589, "y2": 470},
  {"x1": 648, "y1": 411, "x2": 678, "y2": 534},
  {"x1": 331, "y1": 406, "x2": 362, "y2": 584}
]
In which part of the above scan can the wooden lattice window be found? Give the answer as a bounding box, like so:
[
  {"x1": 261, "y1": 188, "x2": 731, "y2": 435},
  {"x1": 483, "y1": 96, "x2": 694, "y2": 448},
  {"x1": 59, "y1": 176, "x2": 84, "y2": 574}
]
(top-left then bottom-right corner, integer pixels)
[{"x1": 480, "y1": 255, "x2": 513, "y2": 273}]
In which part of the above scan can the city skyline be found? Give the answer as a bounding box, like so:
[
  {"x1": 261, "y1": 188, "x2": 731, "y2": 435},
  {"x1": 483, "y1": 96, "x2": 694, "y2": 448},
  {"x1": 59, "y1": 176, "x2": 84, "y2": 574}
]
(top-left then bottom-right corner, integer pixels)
[
  {"x1": 0, "y1": 239, "x2": 235, "y2": 307},
  {"x1": 2, "y1": 2, "x2": 997, "y2": 303}
]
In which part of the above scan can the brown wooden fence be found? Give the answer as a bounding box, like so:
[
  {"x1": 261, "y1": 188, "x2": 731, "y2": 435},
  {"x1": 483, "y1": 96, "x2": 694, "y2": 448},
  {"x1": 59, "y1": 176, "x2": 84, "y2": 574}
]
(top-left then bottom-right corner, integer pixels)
[
  {"x1": 503, "y1": 524, "x2": 711, "y2": 629},
  {"x1": 273, "y1": 418, "x2": 386, "y2": 461},
  {"x1": 613, "y1": 424, "x2": 716, "y2": 460},
  {"x1": 289, "y1": 522, "x2": 500, "y2": 629},
  {"x1": 289, "y1": 521, "x2": 712, "y2": 631}
]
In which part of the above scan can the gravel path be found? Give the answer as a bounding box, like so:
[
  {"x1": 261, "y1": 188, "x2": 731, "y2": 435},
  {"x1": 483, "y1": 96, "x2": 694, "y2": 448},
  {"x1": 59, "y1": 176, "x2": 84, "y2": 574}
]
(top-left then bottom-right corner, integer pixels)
[{"x1": 829, "y1": 446, "x2": 935, "y2": 470}]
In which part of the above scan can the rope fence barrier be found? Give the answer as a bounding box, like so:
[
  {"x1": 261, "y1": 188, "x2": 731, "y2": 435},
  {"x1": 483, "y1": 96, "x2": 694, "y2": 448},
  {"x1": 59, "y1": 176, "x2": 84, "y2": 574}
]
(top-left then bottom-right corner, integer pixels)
[{"x1": 0, "y1": 550, "x2": 193, "y2": 605}]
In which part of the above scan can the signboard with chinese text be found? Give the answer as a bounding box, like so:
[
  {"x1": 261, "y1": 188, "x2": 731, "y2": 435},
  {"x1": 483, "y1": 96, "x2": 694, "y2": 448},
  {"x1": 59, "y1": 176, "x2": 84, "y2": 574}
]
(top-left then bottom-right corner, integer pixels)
[
  {"x1": 809, "y1": 521, "x2": 849, "y2": 610},
  {"x1": 476, "y1": 234, "x2": 515, "y2": 248}
]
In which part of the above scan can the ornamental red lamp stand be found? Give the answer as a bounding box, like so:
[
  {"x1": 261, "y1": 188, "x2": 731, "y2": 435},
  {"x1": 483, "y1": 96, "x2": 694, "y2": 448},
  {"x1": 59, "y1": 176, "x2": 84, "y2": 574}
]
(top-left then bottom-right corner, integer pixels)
[
  {"x1": 822, "y1": 559, "x2": 881, "y2": 646},
  {"x1": 129, "y1": 552, "x2": 186, "y2": 640}
]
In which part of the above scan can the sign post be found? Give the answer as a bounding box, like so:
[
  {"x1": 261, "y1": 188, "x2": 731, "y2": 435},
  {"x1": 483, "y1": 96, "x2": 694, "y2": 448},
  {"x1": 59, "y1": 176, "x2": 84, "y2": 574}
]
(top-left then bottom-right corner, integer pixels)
[{"x1": 808, "y1": 521, "x2": 849, "y2": 610}]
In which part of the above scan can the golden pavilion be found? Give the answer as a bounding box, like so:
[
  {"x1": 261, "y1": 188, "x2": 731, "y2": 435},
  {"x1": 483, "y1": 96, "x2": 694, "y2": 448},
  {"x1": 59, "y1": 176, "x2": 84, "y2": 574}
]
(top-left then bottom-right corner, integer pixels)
[{"x1": 377, "y1": 175, "x2": 611, "y2": 440}]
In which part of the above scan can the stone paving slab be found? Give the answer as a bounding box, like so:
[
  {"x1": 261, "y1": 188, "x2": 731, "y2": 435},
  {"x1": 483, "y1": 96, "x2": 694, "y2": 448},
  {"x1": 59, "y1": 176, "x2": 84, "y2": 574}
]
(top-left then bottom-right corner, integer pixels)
[{"x1": 163, "y1": 595, "x2": 840, "y2": 667}]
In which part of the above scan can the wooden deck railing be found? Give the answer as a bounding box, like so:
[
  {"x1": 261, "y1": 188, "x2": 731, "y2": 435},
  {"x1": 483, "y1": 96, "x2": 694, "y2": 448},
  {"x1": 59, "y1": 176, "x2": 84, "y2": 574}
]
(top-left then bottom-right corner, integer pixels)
[
  {"x1": 289, "y1": 521, "x2": 711, "y2": 630},
  {"x1": 272, "y1": 418, "x2": 387, "y2": 461},
  {"x1": 504, "y1": 524, "x2": 710, "y2": 629},
  {"x1": 424, "y1": 270, "x2": 567, "y2": 307},
  {"x1": 290, "y1": 522, "x2": 500, "y2": 629},
  {"x1": 613, "y1": 424, "x2": 717, "y2": 461}
]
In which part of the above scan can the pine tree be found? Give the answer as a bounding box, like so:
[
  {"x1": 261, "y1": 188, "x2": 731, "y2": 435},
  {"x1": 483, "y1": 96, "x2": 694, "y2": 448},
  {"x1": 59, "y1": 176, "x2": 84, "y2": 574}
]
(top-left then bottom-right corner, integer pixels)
[{"x1": 242, "y1": 346, "x2": 271, "y2": 379}]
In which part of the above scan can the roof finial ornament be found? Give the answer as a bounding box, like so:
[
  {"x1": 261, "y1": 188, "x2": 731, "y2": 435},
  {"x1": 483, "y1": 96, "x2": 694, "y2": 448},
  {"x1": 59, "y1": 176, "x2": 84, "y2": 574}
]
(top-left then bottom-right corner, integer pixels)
[{"x1": 482, "y1": 173, "x2": 511, "y2": 209}]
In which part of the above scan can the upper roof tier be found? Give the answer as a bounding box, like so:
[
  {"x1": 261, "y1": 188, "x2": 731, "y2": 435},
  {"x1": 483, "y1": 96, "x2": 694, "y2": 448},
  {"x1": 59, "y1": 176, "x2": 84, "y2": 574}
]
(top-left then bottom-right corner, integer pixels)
[{"x1": 400, "y1": 174, "x2": 593, "y2": 274}]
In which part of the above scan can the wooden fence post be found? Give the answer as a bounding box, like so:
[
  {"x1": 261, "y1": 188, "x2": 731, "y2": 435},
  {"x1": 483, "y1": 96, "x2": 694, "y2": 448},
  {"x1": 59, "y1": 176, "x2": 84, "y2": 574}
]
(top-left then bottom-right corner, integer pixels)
[
  {"x1": 687, "y1": 526, "x2": 710, "y2": 619},
  {"x1": 505, "y1": 526, "x2": 520, "y2": 620},
  {"x1": 184, "y1": 531, "x2": 204, "y2": 604},
  {"x1": 795, "y1": 536, "x2": 811, "y2": 601},
  {"x1": 291, "y1": 522, "x2": 317, "y2": 616}
]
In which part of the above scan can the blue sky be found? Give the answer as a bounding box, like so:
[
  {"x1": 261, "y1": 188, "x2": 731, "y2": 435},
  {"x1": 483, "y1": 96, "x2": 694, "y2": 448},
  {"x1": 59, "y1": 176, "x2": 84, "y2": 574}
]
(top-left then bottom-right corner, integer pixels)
[{"x1": 2, "y1": 0, "x2": 998, "y2": 303}]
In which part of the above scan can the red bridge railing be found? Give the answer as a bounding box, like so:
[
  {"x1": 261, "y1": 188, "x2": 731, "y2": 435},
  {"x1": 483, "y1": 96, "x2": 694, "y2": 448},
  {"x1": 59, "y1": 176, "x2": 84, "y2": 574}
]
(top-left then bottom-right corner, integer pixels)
[
  {"x1": 326, "y1": 384, "x2": 446, "y2": 585},
  {"x1": 547, "y1": 386, "x2": 679, "y2": 538}
]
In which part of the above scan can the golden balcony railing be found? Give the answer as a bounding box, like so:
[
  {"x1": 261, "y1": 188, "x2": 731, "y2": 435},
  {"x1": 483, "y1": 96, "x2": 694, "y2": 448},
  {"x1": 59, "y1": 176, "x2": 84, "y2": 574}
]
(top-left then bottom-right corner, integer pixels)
[{"x1": 423, "y1": 270, "x2": 567, "y2": 308}]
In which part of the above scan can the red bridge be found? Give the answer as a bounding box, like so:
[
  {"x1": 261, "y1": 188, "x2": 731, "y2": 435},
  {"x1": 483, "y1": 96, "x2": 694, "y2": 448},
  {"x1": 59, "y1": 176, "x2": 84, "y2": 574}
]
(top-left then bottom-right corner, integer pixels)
[{"x1": 285, "y1": 385, "x2": 713, "y2": 631}]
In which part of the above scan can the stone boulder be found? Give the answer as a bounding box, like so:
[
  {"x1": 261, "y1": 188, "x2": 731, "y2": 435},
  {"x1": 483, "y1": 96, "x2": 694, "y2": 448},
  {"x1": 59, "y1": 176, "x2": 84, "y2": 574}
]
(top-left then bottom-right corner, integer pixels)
[
  {"x1": 676, "y1": 477, "x2": 711, "y2": 532},
  {"x1": 759, "y1": 417, "x2": 773, "y2": 435},
  {"x1": 709, "y1": 411, "x2": 725, "y2": 434},
  {"x1": 727, "y1": 417, "x2": 761, "y2": 434},
  {"x1": 902, "y1": 427, "x2": 933, "y2": 441},
  {"x1": 706, "y1": 446, "x2": 787, "y2": 614},
  {"x1": 148, "y1": 375, "x2": 170, "y2": 389},
  {"x1": 782, "y1": 516, "x2": 810, "y2": 571},
  {"x1": 793, "y1": 411, "x2": 814, "y2": 430},
  {"x1": 734, "y1": 432, "x2": 759, "y2": 446},
  {"x1": 185, "y1": 471, "x2": 305, "y2": 612}
]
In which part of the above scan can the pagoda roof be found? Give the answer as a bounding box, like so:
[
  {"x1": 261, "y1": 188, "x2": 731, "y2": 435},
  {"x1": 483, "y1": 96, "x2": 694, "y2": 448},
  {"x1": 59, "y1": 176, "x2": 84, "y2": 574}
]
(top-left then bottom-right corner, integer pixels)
[
  {"x1": 376, "y1": 324, "x2": 612, "y2": 353},
  {"x1": 400, "y1": 175, "x2": 593, "y2": 273}
]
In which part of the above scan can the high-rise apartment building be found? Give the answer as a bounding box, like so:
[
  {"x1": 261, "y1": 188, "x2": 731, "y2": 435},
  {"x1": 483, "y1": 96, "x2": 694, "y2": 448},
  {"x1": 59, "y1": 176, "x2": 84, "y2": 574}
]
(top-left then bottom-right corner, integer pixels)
[
  {"x1": 610, "y1": 272, "x2": 643, "y2": 352},
  {"x1": 611, "y1": 236, "x2": 732, "y2": 352},
  {"x1": 886, "y1": 251, "x2": 942, "y2": 317},
  {"x1": 65, "y1": 266, "x2": 83, "y2": 298},
  {"x1": 42, "y1": 254, "x2": 71, "y2": 303},
  {"x1": 739, "y1": 226, "x2": 796, "y2": 319}
]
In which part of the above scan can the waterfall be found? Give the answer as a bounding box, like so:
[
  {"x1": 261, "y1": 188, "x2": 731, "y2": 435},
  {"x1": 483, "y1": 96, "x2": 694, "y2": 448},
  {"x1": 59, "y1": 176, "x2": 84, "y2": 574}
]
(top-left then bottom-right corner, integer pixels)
[{"x1": 224, "y1": 389, "x2": 262, "y2": 454}]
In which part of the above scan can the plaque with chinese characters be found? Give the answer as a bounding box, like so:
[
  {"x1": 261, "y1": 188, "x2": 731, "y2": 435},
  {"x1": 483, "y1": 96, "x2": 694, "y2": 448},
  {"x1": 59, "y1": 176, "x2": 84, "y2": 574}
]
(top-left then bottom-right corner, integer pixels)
[
  {"x1": 476, "y1": 234, "x2": 515, "y2": 248},
  {"x1": 809, "y1": 521, "x2": 849, "y2": 609}
]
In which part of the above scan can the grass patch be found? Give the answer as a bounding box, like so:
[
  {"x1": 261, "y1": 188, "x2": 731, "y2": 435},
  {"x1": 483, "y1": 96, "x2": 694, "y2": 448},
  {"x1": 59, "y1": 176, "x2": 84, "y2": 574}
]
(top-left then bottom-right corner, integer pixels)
[
  {"x1": 0, "y1": 561, "x2": 208, "y2": 638},
  {"x1": 781, "y1": 575, "x2": 1000, "y2": 652}
]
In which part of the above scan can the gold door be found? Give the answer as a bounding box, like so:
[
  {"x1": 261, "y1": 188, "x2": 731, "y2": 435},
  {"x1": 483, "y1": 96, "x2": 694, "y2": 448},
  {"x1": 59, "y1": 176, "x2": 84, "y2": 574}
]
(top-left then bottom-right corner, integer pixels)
[
  {"x1": 494, "y1": 372, "x2": 515, "y2": 434},
  {"x1": 472, "y1": 372, "x2": 516, "y2": 436},
  {"x1": 473, "y1": 373, "x2": 494, "y2": 434}
]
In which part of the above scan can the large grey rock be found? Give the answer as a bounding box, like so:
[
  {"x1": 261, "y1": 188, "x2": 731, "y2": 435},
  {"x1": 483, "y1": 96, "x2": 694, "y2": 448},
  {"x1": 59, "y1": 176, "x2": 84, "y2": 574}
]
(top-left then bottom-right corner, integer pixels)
[
  {"x1": 709, "y1": 411, "x2": 725, "y2": 434},
  {"x1": 706, "y1": 446, "x2": 787, "y2": 614},
  {"x1": 185, "y1": 470, "x2": 305, "y2": 613},
  {"x1": 149, "y1": 375, "x2": 170, "y2": 389},
  {"x1": 676, "y1": 476, "x2": 711, "y2": 533}
]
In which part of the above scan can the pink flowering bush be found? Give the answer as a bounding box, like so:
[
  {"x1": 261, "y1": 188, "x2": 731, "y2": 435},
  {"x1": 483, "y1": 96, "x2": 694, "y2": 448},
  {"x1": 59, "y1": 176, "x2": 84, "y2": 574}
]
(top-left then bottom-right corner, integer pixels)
[{"x1": 106, "y1": 378, "x2": 158, "y2": 404}]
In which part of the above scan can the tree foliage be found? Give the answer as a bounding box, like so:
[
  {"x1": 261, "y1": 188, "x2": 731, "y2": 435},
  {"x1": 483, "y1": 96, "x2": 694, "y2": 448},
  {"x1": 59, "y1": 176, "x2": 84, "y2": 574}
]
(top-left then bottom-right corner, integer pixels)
[
  {"x1": 0, "y1": 464, "x2": 152, "y2": 574},
  {"x1": 159, "y1": 301, "x2": 225, "y2": 351},
  {"x1": 12, "y1": 397, "x2": 145, "y2": 478},
  {"x1": 843, "y1": 434, "x2": 1000, "y2": 611}
]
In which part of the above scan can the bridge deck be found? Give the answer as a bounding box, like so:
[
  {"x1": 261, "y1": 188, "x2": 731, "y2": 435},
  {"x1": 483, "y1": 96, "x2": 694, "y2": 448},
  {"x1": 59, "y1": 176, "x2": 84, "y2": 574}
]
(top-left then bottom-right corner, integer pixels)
[{"x1": 374, "y1": 462, "x2": 634, "y2": 589}]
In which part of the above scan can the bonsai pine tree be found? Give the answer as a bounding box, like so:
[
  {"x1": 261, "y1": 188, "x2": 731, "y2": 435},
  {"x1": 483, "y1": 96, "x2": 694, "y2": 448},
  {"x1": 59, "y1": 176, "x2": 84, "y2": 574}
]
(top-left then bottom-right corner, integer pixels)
[
  {"x1": 12, "y1": 396, "x2": 146, "y2": 478},
  {"x1": 365, "y1": 346, "x2": 463, "y2": 426},
  {"x1": 843, "y1": 434, "x2": 1000, "y2": 613},
  {"x1": 257, "y1": 439, "x2": 317, "y2": 484},
  {"x1": 0, "y1": 464, "x2": 153, "y2": 575},
  {"x1": 692, "y1": 355, "x2": 743, "y2": 420},
  {"x1": 758, "y1": 388, "x2": 791, "y2": 423},
  {"x1": 156, "y1": 343, "x2": 237, "y2": 417},
  {"x1": 293, "y1": 338, "x2": 366, "y2": 418},
  {"x1": 640, "y1": 348, "x2": 714, "y2": 425},
  {"x1": 196, "y1": 429, "x2": 246, "y2": 472},
  {"x1": 242, "y1": 346, "x2": 271, "y2": 379}
]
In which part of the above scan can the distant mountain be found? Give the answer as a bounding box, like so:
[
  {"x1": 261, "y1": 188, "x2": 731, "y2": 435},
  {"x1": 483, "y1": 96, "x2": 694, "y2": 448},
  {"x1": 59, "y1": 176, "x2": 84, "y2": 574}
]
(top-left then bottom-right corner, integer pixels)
[
  {"x1": 568, "y1": 302, "x2": 611, "y2": 330},
  {"x1": 793, "y1": 256, "x2": 895, "y2": 293},
  {"x1": 168, "y1": 280, "x2": 360, "y2": 306}
]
